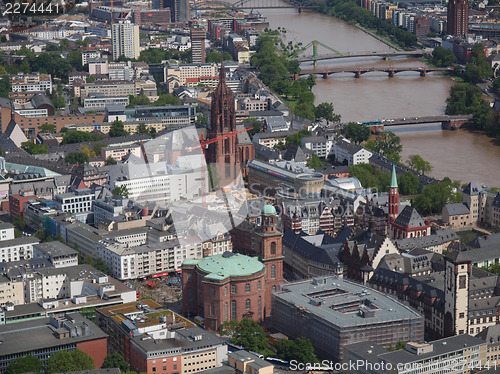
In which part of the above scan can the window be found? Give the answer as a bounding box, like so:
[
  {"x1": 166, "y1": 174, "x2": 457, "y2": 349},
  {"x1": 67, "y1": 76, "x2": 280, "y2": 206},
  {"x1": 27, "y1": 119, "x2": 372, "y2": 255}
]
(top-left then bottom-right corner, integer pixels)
[
  {"x1": 231, "y1": 285, "x2": 236, "y2": 294},
  {"x1": 210, "y1": 287, "x2": 215, "y2": 297},
  {"x1": 224, "y1": 287, "x2": 227, "y2": 296},
  {"x1": 459, "y1": 275, "x2": 467, "y2": 289},
  {"x1": 225, "y1": 302, "x2": 228, "y2": 321},
  {"x1": 271, "y1": 265, "x2": 276, "y2": 279},
  {"x1": 459, "y1": 312, "x2": 465, "y2": 319},
  {"x1": 246, "y1": 299, "x2": 251, "y2": 310},
  {"x1": 272, "y1": 285, "x2": 276, "y2": 292},
  {"x1": 257, "y1": 281, "x2": 261, "y2": 291},
  {"x1": 271, "y1": 242, "x2": 276, "y2": 255},
  {"x1": 210, "y1": 303, "x2": 215, "y2": 316},
  {"x1": 245, "y1": 284, "x2": 250, "y2": 293},
  {"x1": 258, "y1": 296, "x2": 262, "y2": 317},
  {"x1": 231, "y1": 300, "x2": 237, "y2": 320}
]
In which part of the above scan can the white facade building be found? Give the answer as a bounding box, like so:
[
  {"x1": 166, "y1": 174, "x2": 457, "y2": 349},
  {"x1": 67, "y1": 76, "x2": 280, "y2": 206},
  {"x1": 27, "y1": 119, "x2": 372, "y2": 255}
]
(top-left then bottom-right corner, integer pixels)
[{"x1": 112, "y1": 20, "x2": 140, "y2": 60}]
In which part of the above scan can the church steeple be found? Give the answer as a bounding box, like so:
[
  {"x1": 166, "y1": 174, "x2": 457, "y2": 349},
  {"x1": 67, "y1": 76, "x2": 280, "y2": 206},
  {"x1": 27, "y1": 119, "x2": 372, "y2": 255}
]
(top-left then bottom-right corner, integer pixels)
[
  {"x1": 219, "y1": 59, "x2": 225, "y2": 84},
  {"x1": 388, "y1": 165, "x2": 399, "y2": 225}
]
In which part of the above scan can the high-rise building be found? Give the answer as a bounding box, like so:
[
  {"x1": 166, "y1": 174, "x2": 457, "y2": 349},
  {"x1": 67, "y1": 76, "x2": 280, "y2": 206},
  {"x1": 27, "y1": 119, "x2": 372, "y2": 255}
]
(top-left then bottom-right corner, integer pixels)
[
  {"x1": 164, "y1": 0, "x2": 189, "y2": 22},
  {"x1": 190, "y1": 27, "x2": 206, "y2": 63},
  {"x1": 111, "y1": 20, "x2": 140, "y2": 60},
  {"x1": 447, "y1": 0, "x2": 469, "y2": 35}
]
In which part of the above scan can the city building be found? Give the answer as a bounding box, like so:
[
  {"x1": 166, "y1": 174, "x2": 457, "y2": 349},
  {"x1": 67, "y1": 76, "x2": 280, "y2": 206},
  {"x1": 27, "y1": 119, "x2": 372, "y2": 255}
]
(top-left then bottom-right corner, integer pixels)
[
  {"x1": 0, "y1": 314, "x2": 108, "y2": 372},
  {"x1": 133, "y1": 9, "x2": 171, "y2": 25},
  {"x1": 54, "y1": 189, "x2": 95, "y2": 215},
  {"x1": 0, "y1": 222, "x2": 15, "y2": 241},
  {"x1": 164, "y1": 0, "x2": 189, "y2": 22},
  {"x1": 33, "y1": 241, "x2": 79, "y2": 268},
  {"x1": 0, "y1": 236, "x2": 39, "y2": 262},
  {"x1": 9, "y1": 192, "x2": 38, "y2": 220},
  {"x1": 95, "y1": 300, "x2": 228, "y2": 373},
  {"x1": 271, "y1": 276, "x2": 424, "y2": 362},
  {"x1": 343, "y1": 335, "x2": 487, "y2": 374},
  {"x1": 447, "y1": 0, "x2": 469, "y2": 35},
  {"x1": 334, "y1": 139, "x2": 373, "y2": 166},
  {"x1": 190, "y1": 27, "x2": 206, "y2": 64},
  {"x1": 282, "y1": 228, "x2": 347, "y2": 279},
  {"x1": 111, "y1": 20, "x2": 140, "y2": 60},
  {"x1": 10, "y1": 73, "x2": 52, "y2": 94},
  {"x1": 227, "y1": 351, "x2": 274, "y2": 374}
]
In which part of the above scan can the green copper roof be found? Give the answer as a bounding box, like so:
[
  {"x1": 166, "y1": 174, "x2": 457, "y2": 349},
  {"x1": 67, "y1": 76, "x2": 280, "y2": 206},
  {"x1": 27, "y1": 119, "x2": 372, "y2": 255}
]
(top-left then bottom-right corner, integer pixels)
[
  {"x1": 262, "y1": 204, "x2": 276, "y2": 215},
  {"x1": 196, "y1": 252, "x2": 264, "y2": 280},
  {"x1": 390, "y1": 165, "x2": 398, "y2": 188}
]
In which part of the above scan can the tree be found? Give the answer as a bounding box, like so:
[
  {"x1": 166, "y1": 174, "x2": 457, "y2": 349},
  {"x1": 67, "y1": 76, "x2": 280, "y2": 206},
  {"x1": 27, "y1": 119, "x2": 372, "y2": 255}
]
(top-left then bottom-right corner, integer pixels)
[
  {"x1": 372, "y1": 131, "x2": 402, "y2": 161},
  {"x1": 407, "y1": 154, "x2": 433, "y2": 175},
  {"x1": 343, "y1": 122, "x2": 370, "y2": 144},
  {"x1": 21, "y1": 142, "x2": 49, "y2": 155},
  {"x1": 109, "y1": 120, "x2": 129, "y2": 137},
  {"x1": 285, "y1": 130, "x2": 311, "y2": 146},
  {"x1": 86, "y1": 76, "x2": 96, "y2": 83},
  {"x1": 39, "y1": 123, "x2": 56, "y2": 133},
  {"x1": 105, "y1": 156, "x2": 117, "y2": 165},
  {"x1": 229, "y1": 319, "x2": 267, "y2": 353},
  {"x1": 413, "y1": 177, "x2": 462, "y2": 215},
  {"x1": 399, "y1": 171, "x2": 420, "y2": 195},
  {"x1": 13, "y1": 213, "x2": 25, "y2": 230},
  {"x1": 430, "y1": 46, "x2": 456, "y2": 67},
  {"x1": 46, "y1": 349, "x2": 94, "y2": 374},
  {"x1": 155, "y1": 94, "x2": 180, "y2": 106},
  {"x1": 276, "y1": 337, "x2": 318, "y2": 364},
  {"x1": 6, "y1": 355, "x2": 43, "y2": 374},
  {"x1": 273, "y1": 141, "x2": 287, "y2": 151},
  {"x1": 463, "y1": 44, "x2": 492, "y2": 83},
  {"x1": 102, "y1": 353, "x2": 129, "y2": 371},
  {"x1": 206, "y1": 51, "x2": 233, "y2": 63},
  {"x1": 315, "y1": 102, "x2": 341, "y2": 125},
  {"x1": 112, "y1": 185, "x2": 129, "y2": 198},
  {"x1": 306, "y1": 153, "x2": 325, "y2": 169},
  {"x1": 65, "y1": 152, "x2": 89, "y2": 164}
]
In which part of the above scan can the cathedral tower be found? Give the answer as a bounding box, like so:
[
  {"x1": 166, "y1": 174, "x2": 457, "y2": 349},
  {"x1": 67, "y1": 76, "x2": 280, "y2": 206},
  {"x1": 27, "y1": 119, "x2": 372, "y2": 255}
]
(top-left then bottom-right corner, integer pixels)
[
  {"x1": 388, "y1": 165, "x2": 399, "y2": 224},
  {"x1": 206, "y1": 62, "x2": 239, "y2": 187}
]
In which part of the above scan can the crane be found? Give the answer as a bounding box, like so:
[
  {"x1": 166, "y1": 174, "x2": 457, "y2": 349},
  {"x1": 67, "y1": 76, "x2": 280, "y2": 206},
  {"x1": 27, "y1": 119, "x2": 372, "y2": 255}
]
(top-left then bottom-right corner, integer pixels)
[{"x1": 185, "y1": 125, "x2": 253, "y2": 208}]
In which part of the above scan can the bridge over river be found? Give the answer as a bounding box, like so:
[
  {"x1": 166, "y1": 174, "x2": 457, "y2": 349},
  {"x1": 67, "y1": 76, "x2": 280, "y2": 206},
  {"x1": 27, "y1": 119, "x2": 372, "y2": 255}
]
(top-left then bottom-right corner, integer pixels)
[
  {"x1": 296, "y1": 66, "x2": 453, "y2": 79},
  {"x1": 360, "y1": 115, "x2": 475, "y2": 132}
]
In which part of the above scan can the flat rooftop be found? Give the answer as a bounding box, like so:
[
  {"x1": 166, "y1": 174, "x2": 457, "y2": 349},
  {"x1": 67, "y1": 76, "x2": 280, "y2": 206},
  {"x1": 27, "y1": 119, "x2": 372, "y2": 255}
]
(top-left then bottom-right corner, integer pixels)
[
  {"x1": 274, "y1": 277, "x2": 423, "y2": 328},
  {"x1": 0, "y1": 314, "x2": 107, "y2": 356},
  {"x1": 34, "y1": 241, "x2": 78, "y2": 257}
]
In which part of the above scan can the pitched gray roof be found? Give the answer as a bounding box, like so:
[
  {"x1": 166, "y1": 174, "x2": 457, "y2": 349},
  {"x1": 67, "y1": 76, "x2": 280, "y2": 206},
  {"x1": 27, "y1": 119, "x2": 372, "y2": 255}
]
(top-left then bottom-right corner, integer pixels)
[
  {"x1": 444, "y1": 202, "x2": 470, "y2": 215},
  {"x1": 393, "y1": 206, "x2": 426, "y2": 228}
]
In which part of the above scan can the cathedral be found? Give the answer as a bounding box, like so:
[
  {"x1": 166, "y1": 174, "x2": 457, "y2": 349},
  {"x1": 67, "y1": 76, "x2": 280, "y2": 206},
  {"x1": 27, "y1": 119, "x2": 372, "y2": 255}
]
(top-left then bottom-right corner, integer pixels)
[{"x1": 205, "y1": 62, "x2": 254, "y2": 188}]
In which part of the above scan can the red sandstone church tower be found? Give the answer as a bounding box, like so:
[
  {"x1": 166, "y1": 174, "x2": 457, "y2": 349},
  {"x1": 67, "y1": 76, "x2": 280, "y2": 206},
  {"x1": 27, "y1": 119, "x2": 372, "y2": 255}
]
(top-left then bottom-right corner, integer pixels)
[
  {"x1": 253, "y1": 204, "x2": 284, "y2": 318},
  {"x1": 388, "y1": 165, "x2": 399, "y2": 224},
  {"x1": 206, "y1": 62, "x2": 239, "y2": 188}
]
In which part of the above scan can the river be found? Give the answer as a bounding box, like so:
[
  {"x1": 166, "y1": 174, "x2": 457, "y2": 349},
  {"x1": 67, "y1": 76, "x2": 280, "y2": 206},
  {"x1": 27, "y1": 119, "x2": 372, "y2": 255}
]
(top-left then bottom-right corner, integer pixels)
[{"x1": 230, "y1": 5, "x2": 500, "y2": 186}]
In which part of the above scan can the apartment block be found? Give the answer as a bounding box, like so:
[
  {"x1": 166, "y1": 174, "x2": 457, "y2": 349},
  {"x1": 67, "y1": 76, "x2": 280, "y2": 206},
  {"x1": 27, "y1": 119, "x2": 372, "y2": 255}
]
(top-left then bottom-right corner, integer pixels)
[{"x1": 10, "y1": 73, "x2": 52, "y2": 94}]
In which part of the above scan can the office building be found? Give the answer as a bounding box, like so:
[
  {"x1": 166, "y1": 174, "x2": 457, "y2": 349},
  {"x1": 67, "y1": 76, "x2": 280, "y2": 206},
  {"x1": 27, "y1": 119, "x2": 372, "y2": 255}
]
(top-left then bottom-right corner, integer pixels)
[
  {"x1": 0, "y1": 314, "x2": 108, "y2": 372},
  {"x1": 112, "y1": 20, "x2": 140, "y2": 60},
  {"x1": 447, "y1": 0, "x2": 469, "y2": 35},
  {"x1": 343, "y1": 335, "x2": 487, "y2": 374},
  {"x1": 164, "y1": 0, "x2": 189, "y2": 22},
  {"x1": 95, "y1": 300, "x2": 227, "y2": 373},
  {"x1": 190, "y1": 27, "x2": 206, "y2": 63},
  {"x1": 271, "y1": 276, "x2": 424, "y2": 362}
]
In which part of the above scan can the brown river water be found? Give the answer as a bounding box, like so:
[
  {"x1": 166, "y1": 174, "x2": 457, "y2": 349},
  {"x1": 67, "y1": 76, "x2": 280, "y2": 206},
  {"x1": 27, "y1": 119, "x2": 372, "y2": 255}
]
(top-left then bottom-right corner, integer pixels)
[{"x1": 230, "y1": 4, "x2": 500, "y2": 186}]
